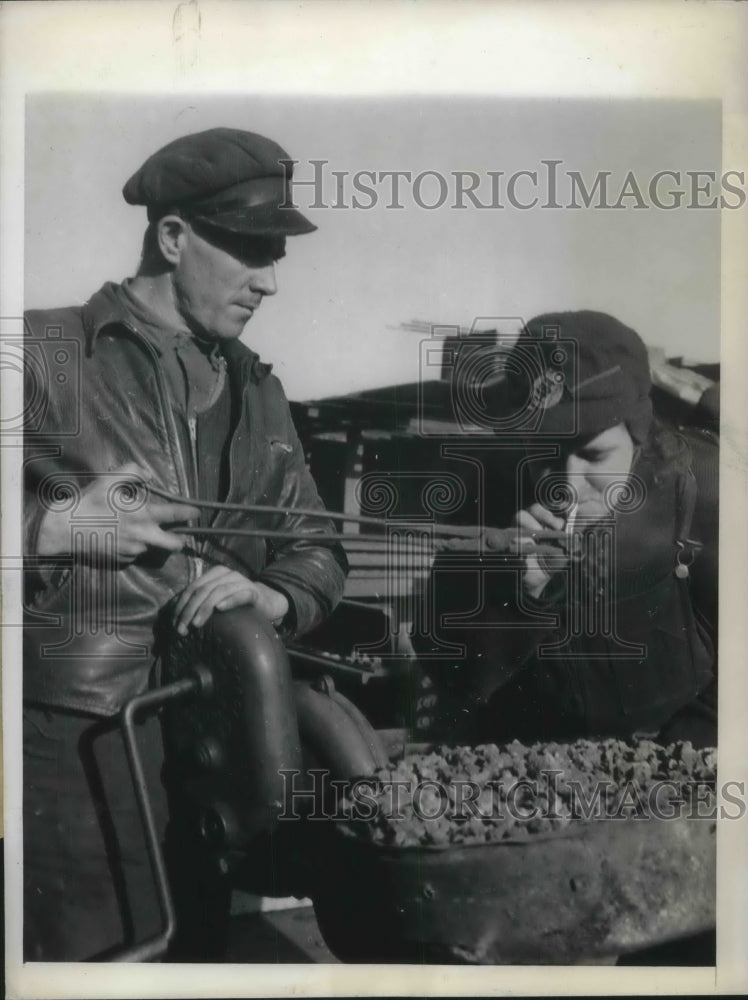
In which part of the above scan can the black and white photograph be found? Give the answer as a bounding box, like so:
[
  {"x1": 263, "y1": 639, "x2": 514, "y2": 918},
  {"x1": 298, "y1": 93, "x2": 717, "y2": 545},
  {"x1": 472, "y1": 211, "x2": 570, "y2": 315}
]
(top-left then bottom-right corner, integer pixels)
[{"x1": 2, "y1": 2, "x2": 748, "y2": 997}]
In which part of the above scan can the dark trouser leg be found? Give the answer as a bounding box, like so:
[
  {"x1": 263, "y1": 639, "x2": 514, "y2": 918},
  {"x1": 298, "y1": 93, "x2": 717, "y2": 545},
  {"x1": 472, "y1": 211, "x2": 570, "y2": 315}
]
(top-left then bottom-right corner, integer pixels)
[
  {"x1": 23, "y1": 706, "x2": 168, "y2": 961},
  {"x1": 162, "y1": 797, "x2": 232, "y2": 963},
  {"x1": 24, "y1": 706, "x2": 235, "y2": 962}
]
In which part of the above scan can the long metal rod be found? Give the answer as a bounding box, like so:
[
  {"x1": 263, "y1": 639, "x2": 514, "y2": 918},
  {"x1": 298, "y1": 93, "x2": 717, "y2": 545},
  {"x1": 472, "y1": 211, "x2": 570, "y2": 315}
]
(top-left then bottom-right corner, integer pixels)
[
  {"x1": 149, "y1": 483, "x2": 579, "y2": 549},
  {"x1": 105, "y1": 676, "x2": 202, "y2": 963},
  {"x1": 148, "y1": 483, "x2": 501, "y2": 539},
  {"x1": 171, "y1": 526, "x2": 417, "y2": 544},
  {"x1": 169, "y1": 525, "x2": 569, "y2": 549}
]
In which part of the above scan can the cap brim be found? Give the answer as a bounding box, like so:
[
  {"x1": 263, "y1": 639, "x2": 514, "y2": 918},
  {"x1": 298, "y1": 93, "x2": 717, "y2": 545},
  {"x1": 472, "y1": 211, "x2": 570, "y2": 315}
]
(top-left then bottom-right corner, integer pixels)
[
  {"x1": 531, "y1": 395, "x2": 639, "y2": 441},
  {"x1": 190, "y1": 202, "x2": 317, "y2": 237}
]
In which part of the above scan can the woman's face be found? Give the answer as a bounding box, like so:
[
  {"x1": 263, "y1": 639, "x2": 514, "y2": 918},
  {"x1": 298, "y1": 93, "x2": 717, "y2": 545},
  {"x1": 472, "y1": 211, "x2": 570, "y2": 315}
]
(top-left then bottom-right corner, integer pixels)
[{"x1": 529, "y1": 422, "x2": 636, "y2": 513}]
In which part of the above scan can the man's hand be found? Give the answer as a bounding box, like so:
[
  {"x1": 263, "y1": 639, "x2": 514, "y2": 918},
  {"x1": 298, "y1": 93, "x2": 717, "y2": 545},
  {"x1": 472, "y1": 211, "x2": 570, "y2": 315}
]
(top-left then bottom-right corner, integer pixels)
[
  {"x1": 512, "y1": 504, "x2": 566, "y2": 599},
  {"x1": 36, "y1": 462, "x2": 199, "y2": 563},
  {"x1": 173, "y1": 565, "x2": 290, "y2": 636}
]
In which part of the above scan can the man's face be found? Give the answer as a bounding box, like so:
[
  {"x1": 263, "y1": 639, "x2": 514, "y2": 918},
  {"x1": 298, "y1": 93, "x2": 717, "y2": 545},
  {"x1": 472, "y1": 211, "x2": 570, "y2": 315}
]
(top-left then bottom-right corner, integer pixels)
[
  {"x1": 171, "y1": 221, "x2": 284, "y2": 340},
  {"x1": 528, "y1": 422, "x2": 636, "y2": 514}
]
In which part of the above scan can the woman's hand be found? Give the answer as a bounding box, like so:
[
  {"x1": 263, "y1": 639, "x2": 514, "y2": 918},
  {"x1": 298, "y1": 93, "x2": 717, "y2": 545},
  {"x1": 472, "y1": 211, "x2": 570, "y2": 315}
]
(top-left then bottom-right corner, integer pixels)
[
  {"x1": 173, "y1": 565, "x2": 289, "y2": 636},
  {"x1": 512, "y1": 504, "x2": 566, "y2": 599}
]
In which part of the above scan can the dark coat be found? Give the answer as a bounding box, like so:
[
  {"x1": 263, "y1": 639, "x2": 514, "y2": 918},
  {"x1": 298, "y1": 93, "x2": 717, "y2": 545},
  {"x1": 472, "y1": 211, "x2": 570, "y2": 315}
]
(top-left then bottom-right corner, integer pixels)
[
  {"x1": 23, "y1": 284, "x2": 348, "y2": 716},
  {"x1": 418, "y1": 429, "x2": 718, "y2": 744}
]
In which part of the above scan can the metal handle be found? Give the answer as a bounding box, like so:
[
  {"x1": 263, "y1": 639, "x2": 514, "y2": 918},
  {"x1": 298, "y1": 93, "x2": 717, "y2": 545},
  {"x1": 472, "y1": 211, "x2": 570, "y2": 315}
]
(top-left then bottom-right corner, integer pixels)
[{"x1": 101, "y1": 673, "x2": 207, "y2": 963}]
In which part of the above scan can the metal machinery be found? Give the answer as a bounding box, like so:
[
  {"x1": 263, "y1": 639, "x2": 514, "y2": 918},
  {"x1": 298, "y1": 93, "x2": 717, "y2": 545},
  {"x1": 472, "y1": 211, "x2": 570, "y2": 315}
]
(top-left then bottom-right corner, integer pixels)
[
  {"x1": 110, "y1": 601, "x2": 393, "y2": 962},
  {"x1": 109, "y1": 349, "x2": 719, "y2": 963},
  {"x1": 112, "y1": 600, "x2": 716, "y2": 965}
]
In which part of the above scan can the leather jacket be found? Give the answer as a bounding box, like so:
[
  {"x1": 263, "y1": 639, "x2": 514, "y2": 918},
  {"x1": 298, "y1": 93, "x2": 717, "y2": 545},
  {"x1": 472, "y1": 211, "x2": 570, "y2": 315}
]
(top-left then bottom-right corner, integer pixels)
[{"x1": 23, "y1": 284, "x2": 348, "y2": 716}]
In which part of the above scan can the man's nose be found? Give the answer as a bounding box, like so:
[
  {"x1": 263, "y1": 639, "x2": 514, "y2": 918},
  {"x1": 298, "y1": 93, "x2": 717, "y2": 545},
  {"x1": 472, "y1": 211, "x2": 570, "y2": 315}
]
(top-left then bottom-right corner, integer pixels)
[
  {"x1": 564, "y1": 454, "x2": 589, "y2": 492},
  {"x1": 249, "y1": 264, "x2": 277, "y2": 297}
]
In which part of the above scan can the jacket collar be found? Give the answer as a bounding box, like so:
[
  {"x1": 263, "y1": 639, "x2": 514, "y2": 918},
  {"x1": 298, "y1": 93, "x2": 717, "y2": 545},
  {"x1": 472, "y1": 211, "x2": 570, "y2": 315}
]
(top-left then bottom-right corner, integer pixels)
[{"x1": 81, "y1": 282, "x2": 272, "y2": 383}]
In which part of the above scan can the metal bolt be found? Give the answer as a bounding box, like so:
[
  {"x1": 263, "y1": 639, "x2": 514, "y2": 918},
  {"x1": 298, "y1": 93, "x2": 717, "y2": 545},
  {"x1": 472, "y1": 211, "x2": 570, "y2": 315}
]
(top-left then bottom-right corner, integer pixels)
[
  {"x1": 311, "y1": 674, "x2": 335, "y2": 697},
  {"x1": 199, "y1": 802, "x2": 239, "y2": 848},
  {"x1": 193, "y1": 737, "x2": 223, "y2": 771}
]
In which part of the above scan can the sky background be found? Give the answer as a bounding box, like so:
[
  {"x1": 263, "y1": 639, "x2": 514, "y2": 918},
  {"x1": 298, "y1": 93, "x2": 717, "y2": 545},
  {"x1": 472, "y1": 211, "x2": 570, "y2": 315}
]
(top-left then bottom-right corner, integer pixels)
[{"x1": 26, "y1": 94, "x2": 721, "y2": 401}]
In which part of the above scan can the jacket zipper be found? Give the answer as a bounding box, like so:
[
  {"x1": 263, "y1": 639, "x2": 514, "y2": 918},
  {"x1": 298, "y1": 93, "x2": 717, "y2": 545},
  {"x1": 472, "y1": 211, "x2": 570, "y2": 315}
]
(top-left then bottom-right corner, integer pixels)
[
  {"x1": 210, "y1": 358, "x2": 252, "y2": 531},
  {"x1": 118, "y1": 323, "x2": 201, "y2": 583},
  {"x1": 188, "y1": 415, "x2": 205, "y2": 577}
]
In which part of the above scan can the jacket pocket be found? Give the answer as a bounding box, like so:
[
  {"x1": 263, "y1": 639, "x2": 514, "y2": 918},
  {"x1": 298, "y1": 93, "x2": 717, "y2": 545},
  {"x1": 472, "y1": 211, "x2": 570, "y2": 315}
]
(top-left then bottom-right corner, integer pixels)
[{"x1": 26, "y1": 564, "x2": 75, "y2": 623}]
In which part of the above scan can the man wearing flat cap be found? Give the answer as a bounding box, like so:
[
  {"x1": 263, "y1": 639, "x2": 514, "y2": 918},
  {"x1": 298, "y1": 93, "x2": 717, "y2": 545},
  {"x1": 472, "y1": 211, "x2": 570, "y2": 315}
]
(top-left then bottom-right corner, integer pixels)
[{"x1": 23, "y1": 128, "x2": 347, "y2": 961}]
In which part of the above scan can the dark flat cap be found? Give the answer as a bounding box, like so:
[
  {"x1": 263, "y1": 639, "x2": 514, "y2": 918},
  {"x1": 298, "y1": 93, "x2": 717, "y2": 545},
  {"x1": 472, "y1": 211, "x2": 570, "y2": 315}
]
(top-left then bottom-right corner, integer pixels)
[
  {"x1": 500, "y1": 311, "x2": 654, "y2": 443},
  {"x1": 122, "y1": 127, "x2": 316, "y2": 237}
]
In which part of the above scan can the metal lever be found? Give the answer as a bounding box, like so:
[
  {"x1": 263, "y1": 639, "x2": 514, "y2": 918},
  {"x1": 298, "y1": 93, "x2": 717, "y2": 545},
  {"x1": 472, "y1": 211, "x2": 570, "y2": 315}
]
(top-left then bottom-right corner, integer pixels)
[{"x1": 102, "y1": 672, "x2": 209, "y2": 963}]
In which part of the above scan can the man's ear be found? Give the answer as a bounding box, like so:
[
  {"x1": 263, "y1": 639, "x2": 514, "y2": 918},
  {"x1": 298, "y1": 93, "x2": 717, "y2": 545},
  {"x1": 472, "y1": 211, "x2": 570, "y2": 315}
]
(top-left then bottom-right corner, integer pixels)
[{"x1": 155, "y1": 214, "x2": 188, "y2": 265}]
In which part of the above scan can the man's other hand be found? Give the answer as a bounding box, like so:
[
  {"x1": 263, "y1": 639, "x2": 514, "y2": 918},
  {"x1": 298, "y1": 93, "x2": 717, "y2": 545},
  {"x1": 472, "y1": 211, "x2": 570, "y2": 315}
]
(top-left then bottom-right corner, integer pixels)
[
  {"x1": 36, "y1": 462, "x2": 200, "y2": 562},
  {"x1": 173, "y1": 566, "x2": 289, "y2": 636}
]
